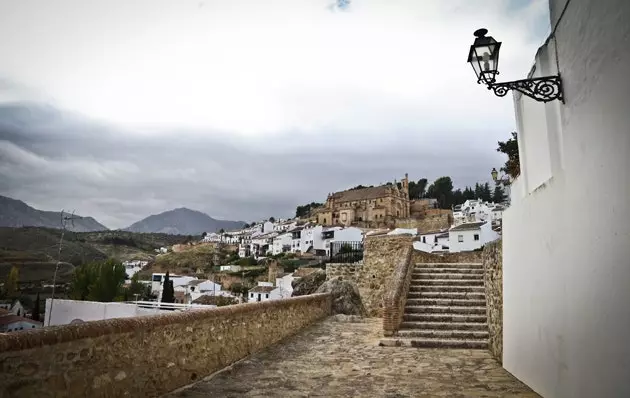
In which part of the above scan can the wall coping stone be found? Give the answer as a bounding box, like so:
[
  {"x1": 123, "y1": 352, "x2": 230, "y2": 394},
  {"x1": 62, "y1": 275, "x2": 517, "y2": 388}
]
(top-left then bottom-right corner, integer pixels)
[{"x1": 0, "y1": 293, "x2": 331, "y2": 353}]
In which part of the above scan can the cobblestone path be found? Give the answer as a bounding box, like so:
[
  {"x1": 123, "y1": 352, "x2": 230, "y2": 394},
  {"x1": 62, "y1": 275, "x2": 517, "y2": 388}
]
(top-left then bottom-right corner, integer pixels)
[{"x1": 166, "y1": 317, "x2": 539, "y2": 398}]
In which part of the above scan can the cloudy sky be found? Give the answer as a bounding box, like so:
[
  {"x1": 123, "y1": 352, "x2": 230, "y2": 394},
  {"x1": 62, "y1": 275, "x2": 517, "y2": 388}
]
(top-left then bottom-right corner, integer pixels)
[{"x1": 0, "y1": 0, "x2": 550, "y2": 228}]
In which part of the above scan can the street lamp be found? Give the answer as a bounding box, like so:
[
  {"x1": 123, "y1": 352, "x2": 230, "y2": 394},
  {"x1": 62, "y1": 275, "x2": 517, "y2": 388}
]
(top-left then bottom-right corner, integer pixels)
[{"x1": 468, "y1": 28, "x2": 564, "y2": 103}]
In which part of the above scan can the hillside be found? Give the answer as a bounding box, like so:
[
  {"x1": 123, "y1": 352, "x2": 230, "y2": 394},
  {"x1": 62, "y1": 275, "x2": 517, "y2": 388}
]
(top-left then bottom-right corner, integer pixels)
[
  {"x1": 0, "y1": 195, "x2": 108, "y2": 232},
  {"x1": 125, "y1": 207, "x2": 245, "y2": 235},
  {"x1": 0, "y1": 227, "x2": 191, "y2": 283}
]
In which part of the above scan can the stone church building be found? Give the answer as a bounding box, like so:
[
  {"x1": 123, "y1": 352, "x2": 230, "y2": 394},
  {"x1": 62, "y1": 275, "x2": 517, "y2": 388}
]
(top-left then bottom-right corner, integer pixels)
[{"x1": 315, "y1": 174, "x2": 411, "y2": 227}]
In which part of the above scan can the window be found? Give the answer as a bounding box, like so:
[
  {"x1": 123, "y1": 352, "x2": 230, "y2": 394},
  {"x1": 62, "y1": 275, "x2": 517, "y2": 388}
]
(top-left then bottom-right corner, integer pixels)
[
  {"x1": 265, "y1": 294, "x2": 269, "y2": 299},
  {"x1": 422, "y1": 236, "x2": 426, "y2": 243},
  {"x1": 474, "y1": 234, "x2": 480, "y2": 241},
  {"x1": 458, "y1": 235, "x2": 464, "y2": 242}
]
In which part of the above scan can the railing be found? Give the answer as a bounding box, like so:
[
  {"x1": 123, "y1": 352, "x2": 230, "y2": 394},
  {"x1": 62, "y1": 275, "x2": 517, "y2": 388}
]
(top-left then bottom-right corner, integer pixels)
[
  {"x1": 329, "y1": 241, "x2": 364, "y2": 264},
  {"x1": 130, "y1": 301, "x2": 216, "y2": 312}
]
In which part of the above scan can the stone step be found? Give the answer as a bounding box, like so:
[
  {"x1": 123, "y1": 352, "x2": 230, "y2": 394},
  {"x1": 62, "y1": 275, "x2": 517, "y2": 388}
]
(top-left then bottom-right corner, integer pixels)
[
  {"x1": 409, "y1": 285, "x2": 485, "y2": 293},
  {"x1": 379, "y1": 337, "x2": 488, "y2": 349},
  {"x1": 404, "y1": 305, "x2": 487, "y2": 315},
  {"x1": 413, "y1": 267, "x2": 484, "y2": 274},
  {"x1": 407, "y1": 291, "x2": 486, "y2": 300},
  {"x1": 403, "y1": 313, "x2": 487, "y2": 323},
  {"x1": 410, "y1": 279, "x2": 484, "y2": 286},
  {"x1": 400, "y1": 321, "x2": 488, "y2": 331},
  {"x1": 412, "y1": 272, "x2": 484, "y2": 280},
  {"x1": 415, "y1": 263, "x2": 483, "y2": 269},
  {"x1": 405, "y1": 298, "x2": 486, "y2": 307},
  {"x1": 396, "y1": 329, "x2": 489, "y2": 339}
]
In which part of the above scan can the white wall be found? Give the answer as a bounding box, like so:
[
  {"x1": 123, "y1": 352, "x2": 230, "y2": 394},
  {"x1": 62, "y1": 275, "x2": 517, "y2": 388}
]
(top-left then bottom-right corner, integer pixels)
[
  {"x1": 276, "y1": 274, "x2": 295, "y2": 298},
  {"x1": 503, "y1": 1, "x2": 630, "y2": 397},
  {"x1": 44, "y1": 299, "x2": 152, "y2": 326},
  {"x1": 448, "y1": 228, "x2": 483, "y2": 253},
  {"x1": 332, "y1": 227, "x2": 363, "y2": 242}
]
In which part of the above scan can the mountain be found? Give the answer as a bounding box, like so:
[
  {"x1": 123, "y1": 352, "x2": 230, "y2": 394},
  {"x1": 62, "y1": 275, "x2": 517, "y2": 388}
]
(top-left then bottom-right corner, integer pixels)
[
  {"x1": 0, "y1": 195, "x2": 108, "y2": 232},
  {"x1": 124, "y1": 207, "x2": 245, "y2": 235}
]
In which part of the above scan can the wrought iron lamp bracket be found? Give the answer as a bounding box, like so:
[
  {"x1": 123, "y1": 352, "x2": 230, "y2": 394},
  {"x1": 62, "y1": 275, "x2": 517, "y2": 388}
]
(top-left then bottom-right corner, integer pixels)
[{"x1": 487, "y1": 75, "x2": 564, "y2": 103}]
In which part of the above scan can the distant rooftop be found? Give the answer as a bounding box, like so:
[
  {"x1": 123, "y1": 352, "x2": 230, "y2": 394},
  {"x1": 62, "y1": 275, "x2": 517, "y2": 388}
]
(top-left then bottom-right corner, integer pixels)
[{"x1": 450, "y1": 222, "x2": 486, "y2": 231}]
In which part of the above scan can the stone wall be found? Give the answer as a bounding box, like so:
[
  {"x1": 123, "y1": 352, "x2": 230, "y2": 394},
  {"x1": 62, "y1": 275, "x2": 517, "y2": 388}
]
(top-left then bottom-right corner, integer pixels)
[
  {"x1": 483, "y1": 240, "x2": 503, "y2": 363},
  {"x1": 326, "y1": 263, "x2": 361, "y2": 284},
  {"x1": 382, "y1": 246, "x2": 413, "y2": 336},
  {"x1": 394, "y1": 213, "x2": 451, "y2": 233},
  {"x1": 0, "y1": 294, "x2": 331, "y2": 397},
  {"x1": 358, "y1": 235, "x2": 414, "y2": 317},
  {"x1": 412, "y1": 249, "x2": 483, "y2": 264}
]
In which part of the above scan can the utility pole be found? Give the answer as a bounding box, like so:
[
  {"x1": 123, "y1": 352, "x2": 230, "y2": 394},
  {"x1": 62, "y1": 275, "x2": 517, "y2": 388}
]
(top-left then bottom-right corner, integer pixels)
[{"x1": 47, "y1": 210, "x2": 82, "y2": 327}]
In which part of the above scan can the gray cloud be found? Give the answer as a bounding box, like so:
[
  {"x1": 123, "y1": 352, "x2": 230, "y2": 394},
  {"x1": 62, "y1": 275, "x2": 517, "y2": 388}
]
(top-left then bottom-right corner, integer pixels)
[{"x1": 0, "y1": 101, "x2": 505, "y2": 229}]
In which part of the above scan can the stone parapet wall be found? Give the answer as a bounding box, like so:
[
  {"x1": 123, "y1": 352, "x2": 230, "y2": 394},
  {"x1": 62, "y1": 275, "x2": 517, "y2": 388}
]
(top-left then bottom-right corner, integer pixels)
[
  {"x1": 394, "y1": 214, "x2": 451, "y2": 233},
  {"x1": 358, "y1": 235, "x2": 414, "y2": 317},
  {"x1": 413, "y1": 249, "x2": 483, "y2": 264},
  {"x1": 382, "y1": 246, "x2": 413, "y2": 336},
  {"x1": 0, "y1": 294, "x2": 331, "y2": 397},
  {"x1": 326, "y1": 263, "x2": 361, "y2": 284},
  {"x1": 482, "y1": 240, "x2": 503, "y2": 363}
]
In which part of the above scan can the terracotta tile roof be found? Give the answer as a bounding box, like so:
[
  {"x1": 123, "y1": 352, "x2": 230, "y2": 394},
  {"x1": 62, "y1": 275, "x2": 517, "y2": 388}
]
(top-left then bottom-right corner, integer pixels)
[
  {"x1": 0, "y1": 315, "x2": 41, "y2": 327},
  {"x1": 331, "y1": 185, "x2": 394, "y2": 202},
  {"x1": 249, "y1": 286, "x2": 276, "y2": 293},
  {"x1": 450, "y1": 222, "x2": 487, "y2": 231}
]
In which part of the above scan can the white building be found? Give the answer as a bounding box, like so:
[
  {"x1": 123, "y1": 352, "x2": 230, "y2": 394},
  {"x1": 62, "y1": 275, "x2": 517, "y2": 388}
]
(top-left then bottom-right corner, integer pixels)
[
  {"x1": 0, "y1": 309, "x2": 42, "y2": 332},
  {"x1": 414, "y1": 230, "x2": 449, "y2": 253},
  {"x1": 453, "y1": 200, "x2": 504, "y2": 226},
  {"x1": 123, "y1": 260, "x2": 148, "y2": 279},
  {"x1": 321, "y1": 226, "x2": 364, "y2": 256},
  {"x1": 501, "y1": 1, "x2": 630, "y2": 396},
  {"x1": 219, "y1": 265, "x2": 242, "y2": 272},
  {"x1": 174, "y1": 279, "x2": 224, "y2": 304},
  {"x1": 248, "y1": 282, "x2": 282, "y2": 302},
  {"x1": 271, "y1": 232, "x2": 292, "y2": 255},
  {"x1": 447, "y1": 222, "x2": 499, "y2": 253},
  {"x1": 0, "y1": 299, "x2": 25, "y2": 317}
]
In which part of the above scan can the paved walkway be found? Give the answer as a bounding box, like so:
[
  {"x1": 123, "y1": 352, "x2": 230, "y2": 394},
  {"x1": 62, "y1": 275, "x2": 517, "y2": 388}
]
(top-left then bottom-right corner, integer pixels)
[{"x1": 166, "y1": 317, "x2": 539, "y2": 398}]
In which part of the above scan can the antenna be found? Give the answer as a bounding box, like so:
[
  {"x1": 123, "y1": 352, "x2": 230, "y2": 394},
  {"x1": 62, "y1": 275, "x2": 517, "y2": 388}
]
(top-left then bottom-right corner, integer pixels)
[{"x1": 47, "y1": 209, "x2": 83, "y2": 327}]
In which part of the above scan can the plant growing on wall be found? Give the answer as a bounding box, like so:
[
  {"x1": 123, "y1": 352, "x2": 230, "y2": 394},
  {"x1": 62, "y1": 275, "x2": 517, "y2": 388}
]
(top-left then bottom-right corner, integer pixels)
[{"x1": 497, "y1": 131, "x2": 520, "y2": 179}]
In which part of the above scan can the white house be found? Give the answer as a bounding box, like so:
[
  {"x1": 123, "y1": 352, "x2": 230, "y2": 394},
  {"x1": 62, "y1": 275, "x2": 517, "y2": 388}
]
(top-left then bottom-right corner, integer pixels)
[
  {"x1": 248, "y1": 282, "x2": 282, "y2": 302},
  {"x1": 219, "y1": 265, "x2": 242, "y2": 272},
  {"x1": 447, "y1": 222, "x2": 499, "y2": 253},
  {"x1": 414, "y1": 230, "x2": 449, "y2": 253},
  {"x1": 123, "y1": 260, "x2": 148, "y2": 278},
  {"x1": 0, "y1": 309, "x2": 42, "y2": 332},
  {"x1": 499, "y1": 1, "x2": 630, "y2": 396},
  {"x1": 453, "y1": 200, "x2": 504, "y2": 226},
  {"x1": 321, "y1": 226, "x2": 364, "y2": 256},
  {"x1": 0, "y1": 299, "x2": 25, "y2": 317},
  {"x1": 174, "y1": 279, "x2": 223, "y2": 304},
  {"x1": 271, "y1": 232, "x2": 292, "y2": 255}
]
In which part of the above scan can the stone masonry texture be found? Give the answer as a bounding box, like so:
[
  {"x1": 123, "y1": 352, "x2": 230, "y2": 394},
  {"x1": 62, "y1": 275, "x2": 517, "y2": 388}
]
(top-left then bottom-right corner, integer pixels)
[
  {"x1": 483, "y1": 239, "x2": 503, "y2": 363},
  {"x1": 325, "y1": 263, "x2": 361, "y2": 284},
  {"x1": 0, "y1": 294, "x2": 331, "y2": 397},
  {"x1": 413, "y1": 249, "x2": 483, "y2": 264},
  {"x1": 167, "y1": 317, "x2": 539, "y2": 397},
  {"x1": 358, "y1": 235, "x2": 413, "y2": 317}
]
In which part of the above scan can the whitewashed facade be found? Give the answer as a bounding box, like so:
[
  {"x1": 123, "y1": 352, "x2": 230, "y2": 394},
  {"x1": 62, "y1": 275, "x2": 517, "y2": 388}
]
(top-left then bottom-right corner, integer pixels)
[
  {"x1": 501, "y1": 1, "x2": 630, "y2": 397},
  {"x1": 448, "y1": 222, "x2": 499, "y2": 253}
]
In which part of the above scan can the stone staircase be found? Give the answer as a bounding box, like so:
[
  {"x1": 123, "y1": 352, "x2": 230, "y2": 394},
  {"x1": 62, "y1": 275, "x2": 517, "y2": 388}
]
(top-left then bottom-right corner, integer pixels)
[{"x1": 381, "y1": 262, "x2": 488, "y2": 349}]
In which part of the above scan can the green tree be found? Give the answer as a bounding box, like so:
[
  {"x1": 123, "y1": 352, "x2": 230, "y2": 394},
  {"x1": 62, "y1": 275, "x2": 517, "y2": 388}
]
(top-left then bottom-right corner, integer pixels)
[
  {"x1": 32, "y1": 292, "x2": 41, "y2": 321},
  {"x1": 463, "y1": 186, "x2": 476, "y2": 201},
  {"x1": 201, "y1": 232, "x2": 207, "y2": 239},
  {"x1": 243, "y1": 223, "x2": 250, "y2": 228},
  {"x1": 492, "y1": 185, "x2": 507, "y2": 203},
  {"x1": 481, "y1": 182, "x2": 493, "y2": 202},
  {"x1": 161, "y1": 271, "x2": 175, "y2": 303},
  {"x1": 497, "y1": 131, "x2": 520, "y2": 179},
  {"x1": 69, "y1": 260, "x2": 126, "y2": 302},
  {"x1": 295, "y1": 202, "x2": 323, "y2": 218},
  {"x1": 426, "y1": 177, "x2": 454, "y2": 209},
  {"x1": 3, "y1": 266, "x2": 19, "y2": 298},
  {"x1": 452, "y1": 189, "x2": 464, "y2": 206},
  {"x1": 128, "y1": 273, "x2": 145, "y2": 299},
  {"x1": 268, "y1": 217, "x2": 275, "y2": 223}
]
